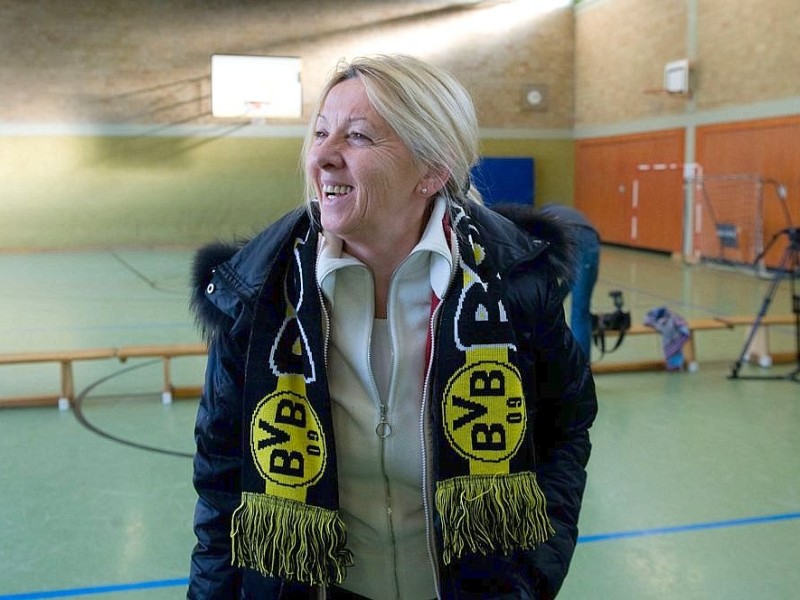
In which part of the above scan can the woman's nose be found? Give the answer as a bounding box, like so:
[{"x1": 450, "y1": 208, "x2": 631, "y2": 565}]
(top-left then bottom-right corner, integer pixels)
[{"x1": 311, "y1": 136, "x2": 344, "y2": 170}]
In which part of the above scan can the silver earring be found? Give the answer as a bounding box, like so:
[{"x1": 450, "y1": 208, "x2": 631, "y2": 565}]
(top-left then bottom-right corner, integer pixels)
[{"x1": 421, "y1": 187, "x2": 428, "y2": 194}]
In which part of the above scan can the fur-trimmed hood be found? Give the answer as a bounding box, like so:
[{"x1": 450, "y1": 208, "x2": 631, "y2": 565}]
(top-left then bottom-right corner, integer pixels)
[
  {"x1": 189, "y1": 208, "x2": 309, "y2": 342},
  {"x1": 189, "y1": 240, "x2": 245, "y2": 341},
  {"x1": 490, "y1": 202, "x2": 577, "y2": 287}
]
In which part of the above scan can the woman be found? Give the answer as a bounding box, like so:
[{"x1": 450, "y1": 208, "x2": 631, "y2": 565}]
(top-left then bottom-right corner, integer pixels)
[{"x1": 189, "y1": 54, "x2": 596, "y2": 599}]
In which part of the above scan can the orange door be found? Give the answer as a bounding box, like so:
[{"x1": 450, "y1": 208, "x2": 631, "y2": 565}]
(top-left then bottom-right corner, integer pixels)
[
  {"x1": 631, "y1": 163, "x2": 684, "y2": 253},
  {"x1": 576, "y1": 130, "x2": 684, "y2": 253},
  {"x1": 575, "y1": 140, "x2": 631, "y2": 245}
]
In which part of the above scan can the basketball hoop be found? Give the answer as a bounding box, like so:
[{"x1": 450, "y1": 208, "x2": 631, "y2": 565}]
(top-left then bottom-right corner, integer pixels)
[
  {"x1": 243, "y1": 100, "x2": 271, "y2": 119},
  {"x1": 210, "y1": 55, "x2": 302, "y2": 120},
  {"x1": 641, "y1": 88, "x2": 692, "y2": 98}
]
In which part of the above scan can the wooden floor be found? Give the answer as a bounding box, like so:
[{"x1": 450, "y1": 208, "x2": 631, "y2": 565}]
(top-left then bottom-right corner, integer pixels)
[{"x1": 0, "y1": 245, "x2": 798, "y2": 599}]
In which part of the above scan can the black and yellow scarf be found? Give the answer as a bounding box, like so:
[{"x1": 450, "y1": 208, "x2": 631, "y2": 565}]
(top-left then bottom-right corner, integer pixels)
[{"x1": 231, "y1": 206, "x2": 553, "y2": 586}]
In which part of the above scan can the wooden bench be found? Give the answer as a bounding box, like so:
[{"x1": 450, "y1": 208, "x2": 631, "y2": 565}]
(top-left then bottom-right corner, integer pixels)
[
  {"x1": 116, "y1": 343, "x2": 208, "y2": 404},
  {"x1": 0, "y1": 348, "x2": 118, "y2": 409},
  {"x1": 591, "y1": 314, "x2": 795, "y2": 374},
  {"x1": 0, "y1": 343, "x2": 207, "y2": 410},
  {"x1": 591, "y1": 317, "x2": 733, "y2": 374},
  {"x1": 2, "y1": 315, "x2": 794, "y2": 405}
]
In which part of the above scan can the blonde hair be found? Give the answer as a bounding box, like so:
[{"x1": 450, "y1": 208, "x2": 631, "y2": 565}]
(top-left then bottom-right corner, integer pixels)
[{"x1": 302, "y1": 54, "x2": 482, "y2": 217}]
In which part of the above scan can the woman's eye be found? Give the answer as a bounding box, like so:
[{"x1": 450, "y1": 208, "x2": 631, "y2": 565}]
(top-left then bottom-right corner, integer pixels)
[
  {"x1": 314, "y1": 130, "x2": 327, "y2": 140},
  {"x1": 348, "y1": 132, "x2": 371, "y2": 143}
]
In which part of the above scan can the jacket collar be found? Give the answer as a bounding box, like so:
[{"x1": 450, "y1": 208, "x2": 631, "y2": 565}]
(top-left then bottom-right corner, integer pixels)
[{"x1": 316, "y1": 196, "x2": 454, "y2": 302}]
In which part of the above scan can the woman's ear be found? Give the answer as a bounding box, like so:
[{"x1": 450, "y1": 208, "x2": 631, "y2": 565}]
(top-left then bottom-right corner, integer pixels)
[{"x1": 418, "y1": 164, "x2": 451, "y2": 198}]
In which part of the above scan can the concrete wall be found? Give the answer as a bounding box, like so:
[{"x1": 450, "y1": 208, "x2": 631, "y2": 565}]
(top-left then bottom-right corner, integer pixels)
[
  {"x1": 574, "y1": 0, "x2": 800, "y2": 134},
  {"x1": 574, "y1": 0, "x2": 689, "y2": 127},
  {"x1": 0, "y1": 0, "x2": 575, "y2": 250},
  {"x1": 1, "y1": 0, "x2": 798, "y2": 250},
  {"x1": 1, "y1": 1, "x2": 576, "y2": 130}
]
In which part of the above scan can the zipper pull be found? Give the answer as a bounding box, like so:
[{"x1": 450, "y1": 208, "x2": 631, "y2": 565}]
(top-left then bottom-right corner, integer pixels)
[{"x1": 375, "y1": 404, "x2": 392, "y2": 438}]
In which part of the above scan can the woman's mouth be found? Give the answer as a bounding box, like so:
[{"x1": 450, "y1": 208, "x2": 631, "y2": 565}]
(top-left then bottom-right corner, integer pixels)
[{"x1": 322, "y1": 184, "x2": 354, "y2": 200}]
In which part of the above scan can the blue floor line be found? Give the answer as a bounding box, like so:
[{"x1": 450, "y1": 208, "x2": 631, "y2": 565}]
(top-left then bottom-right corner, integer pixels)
[
  {"x1": 3, "y1": 512, "x2": 799, "y2": 599},
  {"x1": 578, "y1": 510, "x2": 800, "y2": 544},
  {"x1": 0, "y1": 578, "x2": 188, "y2": 600}
]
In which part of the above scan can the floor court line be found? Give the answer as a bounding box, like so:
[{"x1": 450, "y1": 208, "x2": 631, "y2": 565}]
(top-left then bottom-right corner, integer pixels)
[
  {"x1": 3, "y1": 511, "x2": 798, "y2": 599},
  {"x1": 0, "y1": 578, "x2": 188, "y2": 600},
  {"x1": 577, "y1": 510, "x2": 800, "y2": 544}
]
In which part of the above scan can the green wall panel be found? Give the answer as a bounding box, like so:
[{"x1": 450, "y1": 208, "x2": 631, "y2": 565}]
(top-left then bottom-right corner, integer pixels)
[
  {"x1": 1, "y1": 136, "x2": 305, "y2": 250},
  {"x1": 0, "y1": 135, "x2": 574, "y2": 251}
]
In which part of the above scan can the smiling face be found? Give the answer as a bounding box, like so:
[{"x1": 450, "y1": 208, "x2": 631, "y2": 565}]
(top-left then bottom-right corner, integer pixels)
[{"x1": 306, "y1": 77, "x2": 433, "y2": 261}]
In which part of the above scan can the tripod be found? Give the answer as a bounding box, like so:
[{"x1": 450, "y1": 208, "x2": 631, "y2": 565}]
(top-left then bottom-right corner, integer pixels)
[{"x1": 729, "y1": 227, "x2": 800, "y2": 381}]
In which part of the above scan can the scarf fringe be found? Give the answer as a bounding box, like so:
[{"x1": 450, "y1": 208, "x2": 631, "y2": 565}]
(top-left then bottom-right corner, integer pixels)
[
  {"x1": 435, "y1": 472, "x2": 555, "y2": 564},
  {"x1": 231, "y1": 492, "x2": 354, "y2": 585}
]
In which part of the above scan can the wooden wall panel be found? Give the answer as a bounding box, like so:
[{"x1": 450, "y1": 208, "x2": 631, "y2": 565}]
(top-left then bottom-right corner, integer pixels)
[
  {"x1": 575, "y1": 129, "x2": 685, "y2": 253},
  {"x1": 575, "y1": 141, "x2": 629, "y2": 245},
  {"x1": 696, "y1": 115, "x2": 800, "y2": 268}
]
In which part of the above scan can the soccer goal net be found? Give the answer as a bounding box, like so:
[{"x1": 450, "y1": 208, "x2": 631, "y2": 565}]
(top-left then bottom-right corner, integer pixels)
[{"x1": 691, "y1": 174, "x2": 767, "y2": 267}]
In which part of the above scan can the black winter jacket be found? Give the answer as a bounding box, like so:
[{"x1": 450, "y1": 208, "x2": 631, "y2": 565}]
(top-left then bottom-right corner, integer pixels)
[{"x1": 188, "y1": 202, "x2": 597, "y2": 599}]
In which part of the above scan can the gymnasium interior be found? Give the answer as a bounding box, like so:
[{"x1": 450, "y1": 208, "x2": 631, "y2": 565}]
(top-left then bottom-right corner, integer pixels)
[{"x1": 1, "y1": 1, "x2": 799, "y2": 598}]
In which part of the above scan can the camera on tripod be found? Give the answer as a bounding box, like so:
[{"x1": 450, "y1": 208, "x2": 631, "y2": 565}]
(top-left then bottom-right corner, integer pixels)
[
  {"x1": 610, "y1": 290, "x2": 624, "y2": 309},
  {"x1": 593, "y1": 290, "x2": 631, "y2": 333},
  {"x1": 590, "y1": 290, "x2": 632, "y2": 356}
]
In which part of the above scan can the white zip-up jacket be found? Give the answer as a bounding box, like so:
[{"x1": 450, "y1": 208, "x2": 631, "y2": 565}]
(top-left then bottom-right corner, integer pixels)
[{"x1": 316, "y1": 198, "x2": 452, "y2": 599}]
